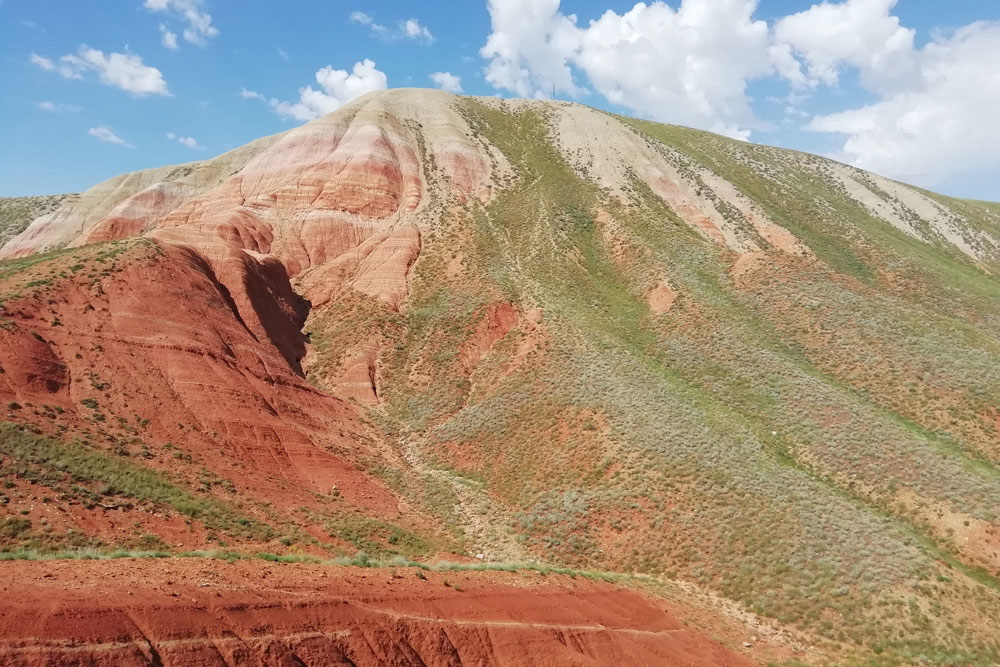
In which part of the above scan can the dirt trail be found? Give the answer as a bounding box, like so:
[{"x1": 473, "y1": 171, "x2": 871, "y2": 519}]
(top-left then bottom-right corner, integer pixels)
[
  {"x1": 399, "y1": 435, "x2": 527, "y2": 562},
  {"x1": 0, "y1": 558, "x2": 755, "y2": 667}
]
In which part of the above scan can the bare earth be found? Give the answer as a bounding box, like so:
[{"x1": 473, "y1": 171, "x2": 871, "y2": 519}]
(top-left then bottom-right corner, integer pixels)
[{"x1": 0, "y1": 559, "x2": 754, "y2": 666}]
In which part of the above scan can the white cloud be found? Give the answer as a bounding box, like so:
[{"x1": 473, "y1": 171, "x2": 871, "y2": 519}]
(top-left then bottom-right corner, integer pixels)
[
  {"x1": 481, "y1": 0, "x2": 774, "y2": 139},
  {"x1": 144, "y1": 0, "x2": 218, "y2": 46},
  {"x1": 774, "y1": 0, "x2": 916, "y2": 91},
  {"x1": 807, "y1": 20, "x2": 1000, "y2": 186},
  {"x1": 430, "y1": 71, "x2": 463, "y2": 94},
  {"x1": 35, "y1": 46, "x2": 169, "y2": 96},
  {"x1": 350, "y1": 11, "x2": 389, "y2": 36},
  {"x1": 253, "y1": 59, "x2": 388, "y2": 122},
  {"x1": 37, "y1": 101, "x2": 81, "y2": 112},
  {"x1": 277, "y1": 47, "x2": 289, "y2": 60},
  {"x1": 166, "y1": 132, "x2": 205, "y2": 150},
  {"x1": 350, "y1": 11, "x2": 433, "y2": 42},
  {"x1": 159, "y1": 24, "x2": 179, "y2": 50},
  {"x1": 89, "y1": 126, "x2": 134, "y2": 148},
  {"x1": 240, "y1": 87, "x2": 265, "y2": 101},
  {"x1": 29, "y1": 53, "x2": 55, "y2": 71},
  {"x1": 480, "y1": 0, "x2": 581, "y2": 99},
  {"x1": 402, "y1": 18, "x2": 433, "y2": 42}
]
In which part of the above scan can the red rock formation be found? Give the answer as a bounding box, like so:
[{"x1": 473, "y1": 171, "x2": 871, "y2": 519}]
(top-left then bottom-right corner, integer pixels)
[
  {"x1": 77, "y1": 182, "x2": 194, "y2": 246},
  {"x1": 0, "y1": 241, "x2": 397, "y2": 516},
  {"x1": 0, "y1": 559, "x2": 755, "y2": 667},
  {"x1": 1, "y1": 91, "x2": 506, "y2": 335}
]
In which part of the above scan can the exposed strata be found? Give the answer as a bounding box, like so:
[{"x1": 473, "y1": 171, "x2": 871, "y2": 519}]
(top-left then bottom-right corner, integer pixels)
[
  {"x1": 0, "y1": 559, "x2": 758, "y2": 667},
  {"x1": 0, "y1": 241, "x2": 399, "y2": 518}
]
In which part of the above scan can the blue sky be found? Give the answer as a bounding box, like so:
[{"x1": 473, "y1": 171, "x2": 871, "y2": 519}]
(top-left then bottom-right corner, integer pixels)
[{"x1": 1, "y1": 0, "x2": 998, "y2": 200}]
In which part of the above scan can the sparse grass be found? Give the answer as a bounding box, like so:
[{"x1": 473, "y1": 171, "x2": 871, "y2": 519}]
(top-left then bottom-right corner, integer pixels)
[
  {"x1": 0, "y1": 546, "x2": 628, "y2": 582},
  {"x1": 0, "y1": 423, "x2": 274, "y2": 547},
  {"x1": 0, "y1": 193, "x2": 71, "y2": 247}
]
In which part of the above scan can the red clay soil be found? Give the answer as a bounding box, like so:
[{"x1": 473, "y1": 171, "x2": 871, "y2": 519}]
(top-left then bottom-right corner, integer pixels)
[
  {"x1": 0, "y1": 559, "x2": 754, "y2": 667},
  {"x1": 458, "y1": 302, "x2": 520, "y2": 374},
  {"x1": 0, "y1": 240, "x2": 402, "y2": 518}
]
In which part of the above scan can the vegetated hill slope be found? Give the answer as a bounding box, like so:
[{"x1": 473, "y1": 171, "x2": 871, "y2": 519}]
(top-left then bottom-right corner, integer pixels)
[
  {"x1": 0, "y1": 194, "x2": 72, "y2": 248},
  {"x1": 3, "y1": 88, "x2": 1000, "y2": 664}
]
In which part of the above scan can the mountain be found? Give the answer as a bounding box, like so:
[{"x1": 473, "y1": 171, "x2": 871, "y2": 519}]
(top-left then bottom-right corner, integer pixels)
[{"x1": 2, "y1": 88, "x2": 1000, "y2": 664}]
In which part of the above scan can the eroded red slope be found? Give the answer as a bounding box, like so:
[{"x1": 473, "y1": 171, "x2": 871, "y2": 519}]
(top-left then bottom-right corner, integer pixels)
[
  {"x1": 0, "y1": 240, "x2": 411, "y2": 545},
  {"x1": 0, "y1": 559, "x2": 754, "y2": 667}
]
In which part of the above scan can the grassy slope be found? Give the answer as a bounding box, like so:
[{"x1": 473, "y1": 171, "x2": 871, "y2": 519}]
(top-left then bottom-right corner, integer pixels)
[
  {"x1": 302, "y1": 101, "x2": 1000, "y2": 664},
  {"x1": 0, "y1": 422, "x2": 273, "y2": 549},
  {"x1": 0, "y1": 194, "x2": 71, "y2": 248}
]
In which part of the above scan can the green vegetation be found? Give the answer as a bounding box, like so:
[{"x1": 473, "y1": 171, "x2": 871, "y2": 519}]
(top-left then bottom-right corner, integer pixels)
[
  {"x1": 0, "y1": 193, "x2": 70, "y2": 247},
  {"x1": 0, "y1": 423, "x2": 273, "y2": 549},
  {"x1": 0, "y1": 546, "x2": 627, "y2": 583},
  {"x1": 0, "y1": 237, "x2": 157, "y2": 305}
]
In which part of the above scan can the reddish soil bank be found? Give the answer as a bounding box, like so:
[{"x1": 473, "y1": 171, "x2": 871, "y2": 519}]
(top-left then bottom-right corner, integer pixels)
[
  {"x1": 0, "y1": 559, "x2": 753, "y2": 666},
  {"x1": 0, "y1": 241, "x2": 408, "y2": 530}
]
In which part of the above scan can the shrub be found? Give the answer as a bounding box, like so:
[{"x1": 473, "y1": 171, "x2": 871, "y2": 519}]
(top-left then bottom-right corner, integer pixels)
[{"x1": 0, "y1": 517, "x2": 31, "y2": 538}]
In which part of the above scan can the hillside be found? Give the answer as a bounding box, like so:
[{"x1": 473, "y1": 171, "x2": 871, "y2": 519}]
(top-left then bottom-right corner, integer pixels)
[
  {"x1": 0, "y1": 559, "x2": 760, "y2": 666},
  {"x1": 2, "y1": 88, "x2": 1000, "y2": 665},
  {"x1": 0, "y1": 193, "x2": 72, "y2": 248}
]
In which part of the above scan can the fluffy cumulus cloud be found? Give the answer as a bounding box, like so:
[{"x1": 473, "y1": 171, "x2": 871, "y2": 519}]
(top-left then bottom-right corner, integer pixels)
[
  {"x1": 166, "y1": 132, "x2": 205, "y2": 150},
  {"x1": 429, "y1": 71, "x2": 463, "y2": 94},
  {"x1": 246, "y1": 60, "x2": 388, "y2": 122},
  {"x1": 807, "y1": 21, "x2": 1000, "y2": 185},
  {"x1": 144, "y1": 0, "x2": 218, "y2": 46},
  {"x1": 481, "y1": 0, "x2": 774, "y2": 139},
  {"x1": 159, "y1": 24, "x2": 179, "y2": 50},
  {"x1": 88, "y1": 126, "x2": 134, "y2": 148},
  {"x1": 481, "y1": 0, "x2": 1000, "y2": 183},
  {"x1": 32, "y1": 47, "x2": 169, "y2": 96},
  {"x1": 481, "y1": 0, "x2": 583, "y2": 100},
  {"x1": 773, "y1": 0, "x2": 916, "y2": 92}
]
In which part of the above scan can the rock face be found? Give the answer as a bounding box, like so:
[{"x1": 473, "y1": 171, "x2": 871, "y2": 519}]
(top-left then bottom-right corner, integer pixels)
[
  {"x1": 2, "y1": 89, "x2": 514, "y2": 407},
  {"x1": 3, "y1": 90, "x2": 504, "y2": 301}
]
